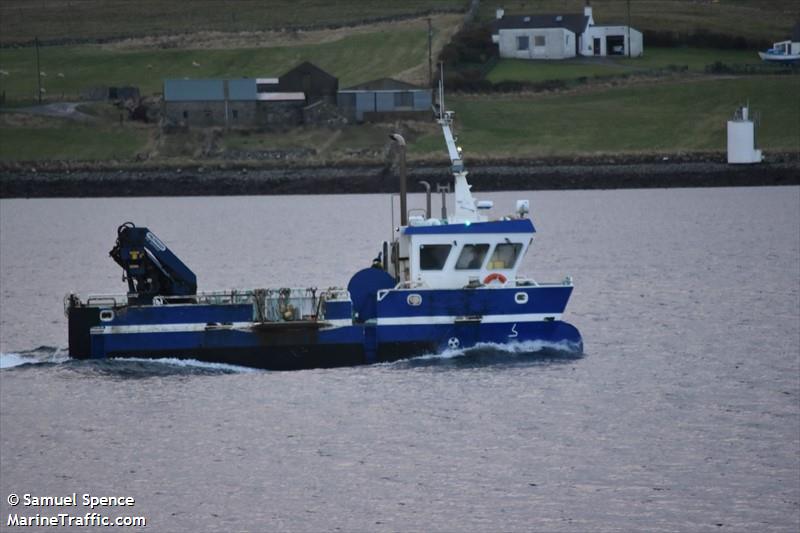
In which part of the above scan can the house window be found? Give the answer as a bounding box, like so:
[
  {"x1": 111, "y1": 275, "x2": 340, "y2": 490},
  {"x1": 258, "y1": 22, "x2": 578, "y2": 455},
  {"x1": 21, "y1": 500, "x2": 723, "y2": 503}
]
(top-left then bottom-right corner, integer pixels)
[
  {"x1": 455, "y1": 244, "x2": 490, "y2": 270},
  {"x1": 488, "y1": 243, "x2": 522, "y2": 269},
  {"x1": 534, "y1": 35, "x2": 546, "y2": 47},
  {"x1": 182, "y1": 110, "x2": 188, "y2": 119},
  {"x1": 419, "y1": 244, "x2": 452, "y2": 270},
  {"x1": 517, "y1": 36, "x2": 529, "y2": 50},
  {"x1": 393, "y1": 91, "x2": 413, "y2": 108}
]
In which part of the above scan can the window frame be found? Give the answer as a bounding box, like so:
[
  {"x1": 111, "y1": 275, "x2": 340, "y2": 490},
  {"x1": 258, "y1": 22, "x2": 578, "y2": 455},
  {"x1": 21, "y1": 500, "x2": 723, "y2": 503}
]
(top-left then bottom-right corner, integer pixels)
[
  {"x1": 419, "y1": 244, "x2": 453, "y2": 271},
  {"x1": 455, "y1": 244, "x2": 490, "y2": 270},
  {"x1": 488, "y1": 243, "x2": 523, "y2": 270}
]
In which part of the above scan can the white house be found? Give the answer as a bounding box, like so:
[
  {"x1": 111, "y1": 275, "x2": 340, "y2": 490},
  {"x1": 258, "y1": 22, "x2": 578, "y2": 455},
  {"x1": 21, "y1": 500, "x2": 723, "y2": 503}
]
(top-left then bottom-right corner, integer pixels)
[{"x1": 492, "y1": 3, "x2": 643, "y2": 60}]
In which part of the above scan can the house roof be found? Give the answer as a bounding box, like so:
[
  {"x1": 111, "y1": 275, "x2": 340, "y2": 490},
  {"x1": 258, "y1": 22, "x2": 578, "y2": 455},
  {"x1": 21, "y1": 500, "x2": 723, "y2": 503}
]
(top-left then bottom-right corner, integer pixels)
[
  {"x1": 163, "y1": 78, "x2": 257, "y2": 101},
  {"x1": 493, "y1": 14, "x2": 589, "y2": 35},
  {"x1": 256, "y1": 92, "x2": 305, "y2": 101},
  {"x1": 279, "y1": 61, "x2": 337, "y2": 82},
  {"x1": 342, "y1": 78, "x2": 426, "y2": 91}
]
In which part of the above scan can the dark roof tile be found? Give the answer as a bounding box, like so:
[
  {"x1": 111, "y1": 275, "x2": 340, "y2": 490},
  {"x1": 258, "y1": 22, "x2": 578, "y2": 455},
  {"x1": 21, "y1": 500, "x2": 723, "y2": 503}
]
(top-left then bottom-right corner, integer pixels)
[{"x1": 493, "y1": 14, "x2": 589, "y2": 35}]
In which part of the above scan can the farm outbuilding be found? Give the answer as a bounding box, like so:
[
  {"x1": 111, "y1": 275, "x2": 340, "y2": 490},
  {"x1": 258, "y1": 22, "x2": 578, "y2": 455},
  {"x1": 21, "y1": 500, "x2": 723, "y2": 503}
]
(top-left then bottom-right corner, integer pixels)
[
  {"x1": 162, "y1": 78, "x2": 304, "y2": 128},
  {"x1": 278, "y1": 62, "x2": 338, "y2": 105},
  {"x1": 337, "y1": 78, "x2": 432, "y2": 122},
  {"x1": 492, "y1": 3, "x2": 642, "y2": 60}
]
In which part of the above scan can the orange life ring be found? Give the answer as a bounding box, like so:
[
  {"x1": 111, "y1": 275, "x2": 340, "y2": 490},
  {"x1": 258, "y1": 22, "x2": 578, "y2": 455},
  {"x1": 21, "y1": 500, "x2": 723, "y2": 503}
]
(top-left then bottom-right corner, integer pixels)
[{"x1": 483, "y1": 273, "x2": 508, "y2": 285}]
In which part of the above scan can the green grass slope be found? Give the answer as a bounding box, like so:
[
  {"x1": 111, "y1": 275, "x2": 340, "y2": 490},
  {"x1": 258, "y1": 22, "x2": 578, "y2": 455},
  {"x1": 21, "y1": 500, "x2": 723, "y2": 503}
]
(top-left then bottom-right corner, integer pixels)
[
  {"x1": 0, "y1": 114, "x2": 149, "y2": 161},
  {"x1": 0, "y1": 16, "x2": 461, "y2": 101},
  {"x1": 411, "y1": 76, "x2": 800, "y2": 156},
  {"x1": 1, "y1": 0, "x2": 467, "y2": 43},
  {"x1": 487, "y1": 47, "x2": 763, "y2": 84}
]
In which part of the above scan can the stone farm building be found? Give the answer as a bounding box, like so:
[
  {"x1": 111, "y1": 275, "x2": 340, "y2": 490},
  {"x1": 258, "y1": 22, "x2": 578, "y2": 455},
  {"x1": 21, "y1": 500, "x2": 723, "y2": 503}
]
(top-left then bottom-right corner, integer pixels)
[
  {"x1": 163, "y1": 62, "x2": 340, "y2": 129},
  {"x1": 163, "y1": 78, "x2": 305, "y2": 128},
  {"x1": 492, "y1": 2, "x2": 643, "y2": 60}
]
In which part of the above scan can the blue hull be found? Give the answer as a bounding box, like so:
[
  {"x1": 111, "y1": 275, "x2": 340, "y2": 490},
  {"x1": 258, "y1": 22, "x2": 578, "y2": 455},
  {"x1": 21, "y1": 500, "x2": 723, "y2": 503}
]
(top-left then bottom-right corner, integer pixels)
[
  {"x1": 82, "y1": 321, "x2": 580, "y2": 370},
  {"x1": 68, "y1": 285, "x2": 581, "y2": 370}
]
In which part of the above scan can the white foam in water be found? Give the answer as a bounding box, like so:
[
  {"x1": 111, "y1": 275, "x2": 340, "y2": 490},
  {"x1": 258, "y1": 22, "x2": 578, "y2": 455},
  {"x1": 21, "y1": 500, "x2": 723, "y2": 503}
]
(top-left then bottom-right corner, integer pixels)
[
  {"x1": 0, "y1": 350, "x2": 69, "y2": 369},
  {"x1": 114, "y1": 357, "x2": 260, "y2": 373},
  {"x1": 0, "y1": 353, "x2": 37, "y2": 369},
  {"x1": 394, "y1": 339, "x2": 580, "y2": 364}
]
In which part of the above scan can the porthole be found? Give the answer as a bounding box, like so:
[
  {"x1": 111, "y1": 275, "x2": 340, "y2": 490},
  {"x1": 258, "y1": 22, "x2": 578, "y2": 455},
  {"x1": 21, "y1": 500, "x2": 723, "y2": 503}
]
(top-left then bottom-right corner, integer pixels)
[
  {"x1": 407, "y1": 293, "x2": 422, "y2": 306},
  {"x1": 514, "y1": 292, "x2": 528, "y2": 304},
  {"x1": 99, "y1": 309, "x2": 115, "y2": 322}
]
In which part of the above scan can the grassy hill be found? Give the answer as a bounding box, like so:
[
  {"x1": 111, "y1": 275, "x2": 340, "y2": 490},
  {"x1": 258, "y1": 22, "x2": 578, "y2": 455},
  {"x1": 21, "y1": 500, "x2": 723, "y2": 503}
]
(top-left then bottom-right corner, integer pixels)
[
  {"x1": 0, "y1": 0, "x2": 467, "y2": 44},
  {"x1": 486, "y1": 47, "x2": 762, "y2": 84},
  {"x1": 0, "y1": 15, "x2": 462, "y2": 101},
  {"x1": 411, "y1": 76, "x2": 800, "y2": 157}
]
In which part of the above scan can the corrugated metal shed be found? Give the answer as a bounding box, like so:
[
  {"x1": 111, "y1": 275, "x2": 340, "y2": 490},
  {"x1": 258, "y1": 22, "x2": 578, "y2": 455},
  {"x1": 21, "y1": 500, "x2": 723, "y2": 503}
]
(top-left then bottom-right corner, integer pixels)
[
  {"x1": 227, "y1": 79, "x2": 256, "y2": 101},
  {"x1": 164, "y1": 78, "x2": 257, "y2": 101},
  {"x1": 164, "y1": 79, "x2": 224, "y2": 101}
]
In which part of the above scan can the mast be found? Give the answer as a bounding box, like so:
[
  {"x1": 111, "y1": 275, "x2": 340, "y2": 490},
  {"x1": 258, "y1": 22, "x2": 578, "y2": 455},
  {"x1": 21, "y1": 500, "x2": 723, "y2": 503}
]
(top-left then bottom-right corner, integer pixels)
[{"x1": 436, "y1": 66, "x2": 483, "y2": 223}]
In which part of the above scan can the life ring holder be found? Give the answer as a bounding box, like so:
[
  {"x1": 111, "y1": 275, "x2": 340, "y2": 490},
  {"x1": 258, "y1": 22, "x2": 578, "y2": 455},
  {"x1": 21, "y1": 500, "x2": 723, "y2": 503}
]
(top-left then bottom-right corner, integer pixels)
[{"x1": 483, "y1": 273, "x2": 508, "y2": 285}]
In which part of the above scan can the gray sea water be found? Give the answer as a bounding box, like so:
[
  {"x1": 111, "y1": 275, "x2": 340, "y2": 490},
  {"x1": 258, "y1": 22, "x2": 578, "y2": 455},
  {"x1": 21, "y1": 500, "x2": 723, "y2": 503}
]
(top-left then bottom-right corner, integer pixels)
[{"x1": 1, "y1": 187, "x2": 798, "y2": 532}]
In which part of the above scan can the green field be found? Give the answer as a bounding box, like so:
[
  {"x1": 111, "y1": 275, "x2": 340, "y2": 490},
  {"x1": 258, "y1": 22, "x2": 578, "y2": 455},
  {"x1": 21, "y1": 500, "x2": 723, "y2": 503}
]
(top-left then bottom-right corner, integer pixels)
[
  {"x1": 478, "y1": 0, "x2": 797, "y2": 43},
  {"x1": 487, "y1": 47, "x2": 762, "y2": 84},
  {"x1": 3, "y1": 76, "x2": 796, "y2": 162},
  {"x1": 0, "y1": 19, "x2": 457, "y2": 101},
  {"x1": 0, "y1": 0, "x2": 467, "y2": 43},
  {"x1": 411, "y1": 76, "x2": 800, "y2": 156},
  {"x1": 0, "y1": 113, "x2": 149, "y2": 161}
]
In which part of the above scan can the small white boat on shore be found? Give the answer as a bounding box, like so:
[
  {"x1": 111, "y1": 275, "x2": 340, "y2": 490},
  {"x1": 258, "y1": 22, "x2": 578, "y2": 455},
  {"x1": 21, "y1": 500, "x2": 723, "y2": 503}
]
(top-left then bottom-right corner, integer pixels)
[{"x1": 759, "y1": 24, "x2": 800, "y2": 64}]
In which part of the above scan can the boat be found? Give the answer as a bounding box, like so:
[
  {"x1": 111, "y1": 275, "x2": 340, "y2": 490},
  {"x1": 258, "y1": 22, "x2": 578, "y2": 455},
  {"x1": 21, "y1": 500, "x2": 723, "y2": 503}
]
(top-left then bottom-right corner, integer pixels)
[
  {"x1": 758, "y1": 26, "x2": 800, "y2": 64},
  {"x1": 66, "y1": 83, "x2": 583, "y2": 370}
]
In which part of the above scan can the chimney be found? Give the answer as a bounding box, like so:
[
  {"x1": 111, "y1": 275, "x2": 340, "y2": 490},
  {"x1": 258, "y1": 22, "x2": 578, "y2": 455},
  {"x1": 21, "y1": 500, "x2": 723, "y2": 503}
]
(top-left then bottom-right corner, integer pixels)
[
  {"x1": 496, "y1": 7, "x2": 505, "y2": 20},
  {"x1": 584, "y1": 0, "x2": 592, "y2": 19}
]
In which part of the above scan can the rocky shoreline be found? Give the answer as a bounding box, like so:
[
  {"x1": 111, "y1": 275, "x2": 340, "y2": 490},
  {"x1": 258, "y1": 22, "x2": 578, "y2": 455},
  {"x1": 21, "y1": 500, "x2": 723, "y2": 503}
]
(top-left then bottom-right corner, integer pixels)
[{"x1": 1, "y1": 154, "x2": 798, "y2": 198}]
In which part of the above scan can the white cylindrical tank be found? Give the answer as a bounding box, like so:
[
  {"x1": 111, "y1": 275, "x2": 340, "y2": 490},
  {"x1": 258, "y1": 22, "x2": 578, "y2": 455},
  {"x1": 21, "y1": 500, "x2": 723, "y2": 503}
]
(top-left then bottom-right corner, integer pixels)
[{"x1": 727, "y1": 105, "x2": 763, "y2": 164}]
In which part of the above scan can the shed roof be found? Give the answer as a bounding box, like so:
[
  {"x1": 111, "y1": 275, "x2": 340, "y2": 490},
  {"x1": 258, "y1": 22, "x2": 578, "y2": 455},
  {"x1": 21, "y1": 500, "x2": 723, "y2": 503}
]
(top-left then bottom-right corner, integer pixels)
[
  {"x1": 164, "y1": 79, "x2": 223, "y2": 101},
  {"x1": 256, "y1": 92, "x2": 306, "y2": 101},
  {"x1": 164, "y1": 78, "x2": 257, "y2": 101},
  {"x1": 342, "y1": 78, "x2": 427, "y2": 91},
  {"x1": 493, "y1": 14, "x2": 589, "y2": 35},
  {"x1": 280, "y1": 61, "x2": 337, "y2": 82}
]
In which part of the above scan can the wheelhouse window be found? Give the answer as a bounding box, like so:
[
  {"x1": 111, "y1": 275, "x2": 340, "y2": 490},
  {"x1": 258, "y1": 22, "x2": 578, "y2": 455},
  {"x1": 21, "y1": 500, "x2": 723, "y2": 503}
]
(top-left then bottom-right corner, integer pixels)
[
  {"x1": 419, "y1": 244, "x2": 452, "y2": 270},
  {"x1": 517, "y1": 36, "x2": 529, "y2": 50},
  {"x1": 455, "y1": 244, "x2": 490, "y2": 270},
  {"x1": 534, "y1": 35, "x2": 546, "y2": 47},
  {"x1": 488, "y1": 243, "x2": 522, "y2": 269}
]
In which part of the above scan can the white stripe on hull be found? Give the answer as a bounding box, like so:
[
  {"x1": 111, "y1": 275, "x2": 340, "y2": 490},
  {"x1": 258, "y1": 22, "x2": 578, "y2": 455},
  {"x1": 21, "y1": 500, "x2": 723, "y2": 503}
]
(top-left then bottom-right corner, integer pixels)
[
  {"x1": 92, "y1": 319, "x2": 353, "y2": 335},
  {"x1": 377, "y1": 313, "x2": 561, "y2": 326},
  {"x1": 91, "y1": 314, "x2": 561, "y2": 335}
]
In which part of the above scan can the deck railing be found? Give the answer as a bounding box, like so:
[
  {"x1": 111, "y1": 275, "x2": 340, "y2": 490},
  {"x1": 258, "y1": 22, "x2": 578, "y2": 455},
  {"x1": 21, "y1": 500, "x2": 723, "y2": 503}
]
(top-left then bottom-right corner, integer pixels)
[{"x1": 67, "y1": 288, "x2": 351, "y2": 322}]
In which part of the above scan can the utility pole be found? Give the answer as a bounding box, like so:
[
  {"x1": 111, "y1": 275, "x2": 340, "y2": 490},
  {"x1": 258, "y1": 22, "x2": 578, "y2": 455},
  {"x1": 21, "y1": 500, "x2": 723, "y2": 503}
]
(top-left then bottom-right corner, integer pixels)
[
  {"x1": 427, "y1": 17, "x2": 433, "y2": 87},
  {"x1": 627, "y1": 0, "x2": 631, "y2": 57},
  {"x1": 35, "y1": 36, "x2": 42, "y2": 103}
]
